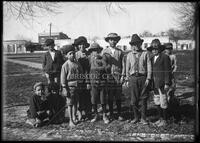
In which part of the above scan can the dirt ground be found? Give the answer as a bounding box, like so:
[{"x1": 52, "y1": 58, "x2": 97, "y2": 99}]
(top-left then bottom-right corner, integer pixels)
[
  {"x1": 2, "y1": 56, "x2": 197, "y2": 141},
  {"x1": 2, "y1": 81, "x2": 196, "y2": 141}
]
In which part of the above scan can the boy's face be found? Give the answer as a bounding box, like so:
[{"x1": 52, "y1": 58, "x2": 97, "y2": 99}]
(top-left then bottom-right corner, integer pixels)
[
  {"x1": 50, "y1": 88, "x2": 59, "y2": 94},
  {"x1": 48, "y1": 45, "x2": 55, "y2": 51},
  {"x1": 165, "y1": 49, "x2": 171, "y2": 55},
  {"x1": 67, "y1": 51, "x2": 75, "y2": 61},
  {"x1": 35, "y1": 86, "x2": 44, "y2": 96},
  {"x1": 92, "y1": 50, "x2": 98, "y2": 56},
  {"x1": 131, "y1": 43, "x2": 142, "y2": 51},
  {"x1": 78, "y1": 43, "x2": 86, "y2": 52},
  {"x1": 108, "y1": 38, "x2": 118, "y2": 48},
  {"x1": 152, "y1": 49, "x2": 159, "y2": 55}
]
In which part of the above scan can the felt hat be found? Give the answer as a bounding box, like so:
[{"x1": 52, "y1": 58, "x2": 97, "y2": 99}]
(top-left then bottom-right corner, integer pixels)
[
  {"x1": 164, "y1": 42, "x2": 173, "y2": 50},
  {"x1": 105, "y1": 33, "x2": 121, "y2": 42},
  {"x1": 33, "y1": 82, "x2": 44, "y2": 90},
  {"x1": 88, "y1": 42, "x2": 103, "y2": 53},
  {"x1": 73, "y1": 36, "x2": 90, "y2": 48},
  {"x1": 148, "y1": 39, "x2": 166, "y2": 52},
  {"x1": 45, "y1": 39, "x2": 55, "y2": 46},
  {"x1": 129, "y1": 34, "x2": 144, "y2": 45},
  {"x1": 62, "y1": 45, "x2": 75, "y2": 55}
]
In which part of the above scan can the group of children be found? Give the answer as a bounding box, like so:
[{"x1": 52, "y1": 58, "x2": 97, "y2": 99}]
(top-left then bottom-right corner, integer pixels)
[{"x1": 26, "y1": 33, "x2": 177, "y2": 128}]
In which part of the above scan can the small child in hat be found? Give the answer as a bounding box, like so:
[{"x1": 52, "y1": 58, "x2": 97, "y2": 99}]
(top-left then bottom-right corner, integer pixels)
[
  {"x1": 74, "y1": 36, "x2": 92, "y2": 121},
  {"x1": 26, "y1": 82, "x2": 52, "y2": 127},
  {"x1": 60, "y1": 45, "x2": 83, "y2": 127},
  {"x1": 151, "y1": 39, "x2": 172, "y2": 127},
  {"x1": 87, "y1": 43, "x2": 110, "y2": 124}
]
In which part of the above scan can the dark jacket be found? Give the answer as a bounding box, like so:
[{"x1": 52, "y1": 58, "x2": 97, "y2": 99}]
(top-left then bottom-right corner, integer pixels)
[
  {"x1": 28, "y1": 94, "x2": 50, "y2": 119},
  {"x1": 102, "y1": 47, "x2": 124, "y2": 84},
  {"x1": 42, "y1": 50, "x2": 64, "y2": 74},
  {"x1": 152, "y1": 53, "x2": 172, "y2": 88}
]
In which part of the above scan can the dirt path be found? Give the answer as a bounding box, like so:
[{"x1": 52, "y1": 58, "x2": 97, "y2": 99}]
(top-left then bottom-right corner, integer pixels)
[{"x1": 5, "y1": 59, "x2": 42, "y2": 69}]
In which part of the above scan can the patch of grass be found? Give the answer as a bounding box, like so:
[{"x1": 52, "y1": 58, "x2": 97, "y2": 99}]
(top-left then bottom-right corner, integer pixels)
[
  {"x1": 3, "y1": 62, "x2": 46, "y2": 105},
  {"x1": 4, "y1": 61, "x2": 42, "y2": 75}
]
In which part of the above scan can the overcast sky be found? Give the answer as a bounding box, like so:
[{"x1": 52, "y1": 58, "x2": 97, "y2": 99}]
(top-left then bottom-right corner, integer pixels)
[{"x1": 3, "y1": 2, "x2": 180, "y2": 42}]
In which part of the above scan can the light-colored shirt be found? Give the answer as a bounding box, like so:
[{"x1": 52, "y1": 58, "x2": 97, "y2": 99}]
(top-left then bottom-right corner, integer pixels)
[
  {"x1": 49, "y1": 51, "x2": 55, "y2": 61},
  {"x1": 60, "y1": 60, "x2": 83, "y2": 87},
  {"x1": 109, "y1": 47, "x2": 115, "y2": 55},
  {"x1": 154, "y1": 55, "x2": 159, "y2": 63},
  {"x1": 169, "y1": 54, "x2": 177, "y2": 72},
  {"x1": 126, "y1": 50, "x2": 152, "y2": 80}
]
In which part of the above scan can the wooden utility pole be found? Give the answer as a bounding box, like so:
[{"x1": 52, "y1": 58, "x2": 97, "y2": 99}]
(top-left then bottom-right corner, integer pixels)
[{"x1": 49, "y1": 23, "x2": 52, "y2": 38}]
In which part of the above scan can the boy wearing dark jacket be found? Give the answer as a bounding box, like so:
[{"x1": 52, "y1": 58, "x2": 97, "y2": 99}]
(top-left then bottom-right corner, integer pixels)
[{"x1": 42, "y1": 39, "x2": 64, "y2": 85}]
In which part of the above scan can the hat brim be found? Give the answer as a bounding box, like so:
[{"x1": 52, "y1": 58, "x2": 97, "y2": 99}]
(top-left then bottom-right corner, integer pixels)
[
  {"x1": 45, "y1": 43, "x2": 55, "y2": 46},
  {"x1": 105, "y1": 36, "x2": 121, "y2": 42},
  {"x1": 73, "y1": 41, "x2": 90, "y2": 48},
  {"x1": 165, "y1": 47, "x2": 173, "y2": 50},
  {"x1": 88, "y1": 47, "x2": 103, "y2": 53},
  {"x1": 129, "y1": 39, "x2": 144, "y2": 45},
  {"x1": 151, "y1": 45, "x2": 165, "y2": 51}
]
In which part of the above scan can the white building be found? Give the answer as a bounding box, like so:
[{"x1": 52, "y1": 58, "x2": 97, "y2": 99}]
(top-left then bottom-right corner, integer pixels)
[
  {"x1": 54, "y1": 39, "x2": 74, "y2": 50},
  {"x1": 3, "y1": 40, "x2": 27, "y2": 54}
]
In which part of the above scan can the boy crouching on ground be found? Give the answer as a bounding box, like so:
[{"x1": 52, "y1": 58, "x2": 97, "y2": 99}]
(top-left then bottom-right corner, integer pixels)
[
  {"x1": 26, "y1": 82, "x2": 52, "y2": 127},
  {"x1": 60, "y1": 45, "x2": 83, "y2": 127}
]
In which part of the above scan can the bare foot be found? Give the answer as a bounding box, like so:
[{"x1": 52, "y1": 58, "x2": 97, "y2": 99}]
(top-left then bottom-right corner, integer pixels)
[{"x1": 69, "y1": 121, "x2": 76, "y2": 127}]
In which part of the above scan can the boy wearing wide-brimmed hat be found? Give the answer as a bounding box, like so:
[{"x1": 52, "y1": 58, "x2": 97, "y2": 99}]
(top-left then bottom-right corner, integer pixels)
[
  {"x1": 101, "y1": 33, "x2": 124, "y2": 121},
  {"x1": 151, "y1": 39, "x2": 172, "y2": 127},
  {"x1": 73, "y1": 36, "x2": 92, "y2": 121},
  {"x1": 87, "y1": 43, "x2": 110, "y2": 124},
  {"x1": 42, "y1": 39, "x2": 64, "y2": 85},
  {"x1": 125, "y1": 34, "x2": 152, "y2": 125},
  {"x1": 60, "y1": 45, "x2": 83, "y2": 127}
]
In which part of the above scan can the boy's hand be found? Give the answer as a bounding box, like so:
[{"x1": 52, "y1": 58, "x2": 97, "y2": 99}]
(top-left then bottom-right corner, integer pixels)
[
  {"x1": 120, "y1": 76, "x2": 124, "y2": 84},
  {"x1": 62, "y1": 88, "x2": 70, "y2": 97},
  {"x1": 125, "y1": 81, "x2": 129, "y2": 88},
  {"x1": 87, "y1": 84, "x2": 91, "y2": 90},
  {"x1": 145, "y1": 79, "x2": 150, "y2": 86},
  {"x1": 164, "y1": 84, "x2": 170, "y2": 91}
]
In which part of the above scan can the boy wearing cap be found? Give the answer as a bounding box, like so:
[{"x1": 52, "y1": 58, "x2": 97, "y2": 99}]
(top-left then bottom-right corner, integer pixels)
[
  {"x1": 164, "y1": 43, "x2": 179, "y2": 119},
  {"x1": 26, "y1": 82, "x2": 51, "y2": 127},
  {"x1": 60, "y1": 45, "x2": 83, "y2": 127},
  {"x1": 125, "y1": 34, "x2": 152, "y2": 125},
  {"x1": 74, "y1": 36, "x2": 92, "y2": 121},
  {"x1": 101, "y1": 33, "x2": 124, "y2": 121},
  {"x1": 87, "y1": 43, "x2": 110, "y2": 124},
  {"x1": 42, "y1": 39, "x2": 64, "y2": 85},
  {"x1": 151, "y1": 39, "x2": 172, "y2": 127}
]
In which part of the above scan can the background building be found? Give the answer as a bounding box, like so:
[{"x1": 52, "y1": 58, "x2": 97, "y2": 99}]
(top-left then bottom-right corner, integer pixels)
[
  {"x1": 38, "y1": 32, "x2": 70, "y2": 45},
  {"x1": 3, "y1": 40, "x2": 27, "y2": 54}
]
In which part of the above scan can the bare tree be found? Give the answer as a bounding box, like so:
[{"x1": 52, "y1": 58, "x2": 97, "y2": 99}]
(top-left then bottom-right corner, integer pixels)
[
  {"x1": 3, "y1": 2, "x2": 61, "y2": 24},
  {"x1": 171, "y1": 2, "x2": 199, "y2": 39},
  {"x1": 141, "y1": 30, "x2": 153, "y2": 37},
  {"x1": 105, "y1": 2, "x2": 128, "y2": 16}
]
